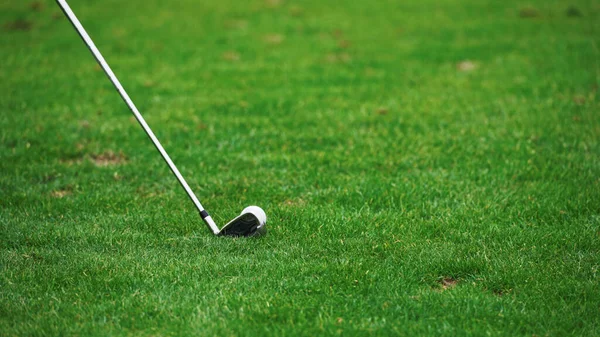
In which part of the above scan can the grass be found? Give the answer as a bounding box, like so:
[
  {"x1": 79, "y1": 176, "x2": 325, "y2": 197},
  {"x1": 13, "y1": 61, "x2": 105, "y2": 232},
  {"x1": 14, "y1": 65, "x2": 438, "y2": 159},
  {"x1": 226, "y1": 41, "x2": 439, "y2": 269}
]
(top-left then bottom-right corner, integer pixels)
[{"x1": 1, "y1": 0, "x2": 599, "y2": 335}]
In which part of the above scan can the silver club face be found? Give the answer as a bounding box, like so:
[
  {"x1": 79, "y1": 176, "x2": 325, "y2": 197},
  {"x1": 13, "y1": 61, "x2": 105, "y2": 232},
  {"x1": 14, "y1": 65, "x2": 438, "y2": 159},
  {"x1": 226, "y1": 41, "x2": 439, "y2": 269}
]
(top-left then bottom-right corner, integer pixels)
[{"x1": 218, "y1": 206, "x2": 267, "y2": 237}]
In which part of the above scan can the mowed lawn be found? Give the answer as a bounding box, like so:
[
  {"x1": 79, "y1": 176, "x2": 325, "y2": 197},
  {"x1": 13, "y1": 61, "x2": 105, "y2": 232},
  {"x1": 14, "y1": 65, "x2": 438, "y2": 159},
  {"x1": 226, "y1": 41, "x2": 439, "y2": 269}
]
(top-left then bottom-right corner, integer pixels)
[{"x1": 1, "y1": 0, "x2": 599, "y2": 335}]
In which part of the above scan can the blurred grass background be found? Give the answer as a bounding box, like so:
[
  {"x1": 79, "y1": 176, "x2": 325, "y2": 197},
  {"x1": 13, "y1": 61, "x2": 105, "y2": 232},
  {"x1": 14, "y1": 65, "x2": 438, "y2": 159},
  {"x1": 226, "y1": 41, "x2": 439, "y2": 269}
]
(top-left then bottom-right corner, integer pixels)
[{"x1": 1, "y1": 0, "x2": 599, "y2": 335}]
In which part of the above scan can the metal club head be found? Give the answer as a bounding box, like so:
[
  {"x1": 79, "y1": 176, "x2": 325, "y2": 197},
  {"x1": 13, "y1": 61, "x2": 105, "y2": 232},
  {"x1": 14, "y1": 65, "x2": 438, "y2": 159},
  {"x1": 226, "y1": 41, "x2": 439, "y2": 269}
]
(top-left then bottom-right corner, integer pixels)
[{"x1": 218, "y1": 206, "x2": 267, "y2": 237}]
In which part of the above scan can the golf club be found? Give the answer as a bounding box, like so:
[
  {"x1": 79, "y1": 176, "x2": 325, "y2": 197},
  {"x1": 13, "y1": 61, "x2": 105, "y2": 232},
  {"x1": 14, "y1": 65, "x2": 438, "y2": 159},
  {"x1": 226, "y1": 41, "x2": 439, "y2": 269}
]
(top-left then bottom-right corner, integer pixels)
[{"x1": 55, "y1": 0, "x2": 266, "y2": 237}]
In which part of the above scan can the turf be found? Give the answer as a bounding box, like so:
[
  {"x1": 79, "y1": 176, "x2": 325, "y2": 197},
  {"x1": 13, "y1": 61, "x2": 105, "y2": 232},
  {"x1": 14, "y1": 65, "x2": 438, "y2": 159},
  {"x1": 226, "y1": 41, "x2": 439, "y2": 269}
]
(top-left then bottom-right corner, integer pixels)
[{"x1": 1, "y1": 0, "x2": 599, "y2": 335}]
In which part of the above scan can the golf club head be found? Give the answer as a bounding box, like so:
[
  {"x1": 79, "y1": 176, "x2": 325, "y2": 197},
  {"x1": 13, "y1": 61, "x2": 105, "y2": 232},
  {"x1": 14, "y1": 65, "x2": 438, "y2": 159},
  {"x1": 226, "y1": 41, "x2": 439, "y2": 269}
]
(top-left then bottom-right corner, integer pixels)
[{"x1": 218, "y1": 206, "x2": 267, "y2": 237}]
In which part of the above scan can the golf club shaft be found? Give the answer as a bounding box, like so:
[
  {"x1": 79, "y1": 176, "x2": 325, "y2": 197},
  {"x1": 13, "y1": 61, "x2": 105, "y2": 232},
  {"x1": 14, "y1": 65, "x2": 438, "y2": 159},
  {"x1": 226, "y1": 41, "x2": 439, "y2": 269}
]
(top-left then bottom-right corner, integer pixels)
[{"x1": 56, "y1": 0, "x2": 220, "y2": 234}]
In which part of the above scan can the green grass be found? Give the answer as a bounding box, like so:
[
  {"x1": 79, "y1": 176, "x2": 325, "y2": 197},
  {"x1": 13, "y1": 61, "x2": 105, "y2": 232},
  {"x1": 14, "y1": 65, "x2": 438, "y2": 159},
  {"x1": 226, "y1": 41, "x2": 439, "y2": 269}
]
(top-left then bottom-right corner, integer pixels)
[{"x1": 1, "y1": 0, "x2": 599, "y2": 335}]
